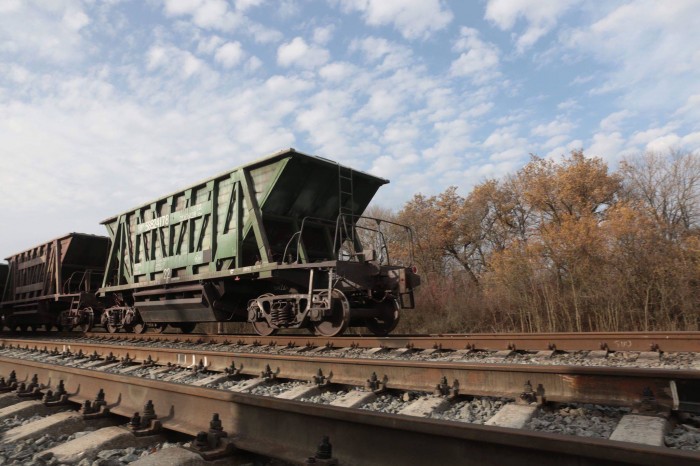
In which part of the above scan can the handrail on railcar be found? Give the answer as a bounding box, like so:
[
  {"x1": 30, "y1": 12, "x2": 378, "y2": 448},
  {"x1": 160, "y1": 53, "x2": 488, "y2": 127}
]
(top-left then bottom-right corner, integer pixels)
[{"x1": 281, "y1": 214, "x2": 415, "y2": 267}]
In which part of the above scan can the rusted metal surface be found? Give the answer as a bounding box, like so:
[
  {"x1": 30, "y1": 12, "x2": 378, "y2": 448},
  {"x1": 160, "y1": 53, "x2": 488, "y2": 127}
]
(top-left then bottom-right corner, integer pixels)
[
  {"x1": 0, "y1": 263, "x2": 7, "y2": 303},
  {"x1": 0, "y1": 355, "x2": 698, "y2": 466},
  {"x1": 0, "y1": 234, "x2": 108, "y2": 329},
  {"x1": 74, "y1": 330, "x2": 700, "y2": 352},
  {"x1": 1, "y1": 337, "x2": 695, "y2": 408}
]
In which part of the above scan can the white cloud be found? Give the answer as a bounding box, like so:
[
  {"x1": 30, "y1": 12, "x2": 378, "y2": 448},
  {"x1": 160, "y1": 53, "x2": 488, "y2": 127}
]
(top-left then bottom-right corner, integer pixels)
[
  {"x1": 557, "y1": 98, "x2": 578, "y2": 111},
  {"x1": 147, "y1": 44, "x2": 209, "y2": 80},
  {"x1": 214, "y1": 41, "x2": 244, "y2": 68},
  {"x1": 674, "y1": 94, "x2": 700, "y2": 119},
  {"x1": 681, "y1": 132, "x2": 700, "y2": 148},
  {"x1": 350, "y1": 36, "x2": 413, "y2": 71},
  {"x1": 319, "y1": 62, "x2": 357, "y2": 81},
  {"x1": 164, "y1": 0, "x2": 241, "y2": 30},
  {"x1": 646, "y1": 134, "x2": 681, "y2": 153},
  {"x1": 313, "y1": 25, "x2": 335, "y2": 45},
  {"x1": 277, "y1": 37, "x2": 329, "y2": 69},
  {"x1": 629, "y1": 123, "x2": 680, "y2": 147},
  {"x1": 587, "y1": 131, "x2": 627, "y2": 164},
  {"x1": 531, "y1": 117, "x2": 574, "y2": 138},
  {"x1": 599, "y1": 110, "x2": 633, "y2": 132},
  {"x1": 338, "y1": 0, "x2": 452, "y2": 40},
  {"x1": 423, "y1": 119, "x2": 475, "y2": 165},
  {"x1": 245, "y1": 55, "x2": 262, "y2": 73},
  {"x1": 244, "y1": 21, "x2": 283, "y2": 43},
  {"x1": 382, "y1": 121, "x2": 419, "y2": 146},
  {"x1": 196, "y1": 35, "x2": 224, "y2": 54},
  {"x1": 562, "y1": 1, "x2": 700, "y2": 111},
  {"x1": 570, "y1": 74, "x2": 594, "y2": 86},
  {"x1": 235, "y1": 0, "x2": 264, "y2": 11},
  {"x1": 0, "y1": 1, "x2": 90, "y2": 63},
  {"x1": 485, "y1": 0, "x2": 579, "y2": 52},
  {"x1": 2, "y1": 64, "x2": 31, "y2": 83},
  {"x1": 163, "y1": 0, "x2": 282, "y2": 42},
  {"x1": 62, "y1": 8, "x2": 90, "y2": 31},
  {"x1": 357, "y1": 88, "x2": 402, "y2": 121},
  {"x1": 483, "y1": 125, "x2": 523, "y2": 150},
  {"x1": 295, "y1": 89, "x2": 363, "y2": 157},
  {"x1": 449, "y1": 27, "x2": 500, "y2": 84}
]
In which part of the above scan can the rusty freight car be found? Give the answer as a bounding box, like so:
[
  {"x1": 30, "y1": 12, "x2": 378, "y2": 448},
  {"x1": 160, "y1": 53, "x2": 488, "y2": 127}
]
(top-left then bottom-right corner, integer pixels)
[
  {"x1": 0, "y1": 233, "x2": 109, "y2": 331},
  {"x1": 0, "y1": 263, "x2": 7, "y2": 310},
  {"x1": 100, "y1": 148, "x2": 419, "y2": 336}
]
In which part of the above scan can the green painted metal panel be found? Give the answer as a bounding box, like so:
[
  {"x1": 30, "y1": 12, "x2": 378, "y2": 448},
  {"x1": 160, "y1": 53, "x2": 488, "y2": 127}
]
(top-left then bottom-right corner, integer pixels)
[{"x1": 100, "y1": 148, "x2": 388, "y2": 291}]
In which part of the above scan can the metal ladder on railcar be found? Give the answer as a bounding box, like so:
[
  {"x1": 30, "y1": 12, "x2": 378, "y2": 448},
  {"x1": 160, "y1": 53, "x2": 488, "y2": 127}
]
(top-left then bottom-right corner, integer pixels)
[{"x1": 338, "y1": 165, "x2": 355, "y2": 256}]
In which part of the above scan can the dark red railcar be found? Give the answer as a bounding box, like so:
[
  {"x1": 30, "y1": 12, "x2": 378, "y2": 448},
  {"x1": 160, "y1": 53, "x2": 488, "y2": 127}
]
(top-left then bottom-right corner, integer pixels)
[
  {"x1": 0, "y1": 263, "x2": 7, "y2": 309},
  {"x1": 0, "y1": 233, "x2": 109, "y2": 331}
]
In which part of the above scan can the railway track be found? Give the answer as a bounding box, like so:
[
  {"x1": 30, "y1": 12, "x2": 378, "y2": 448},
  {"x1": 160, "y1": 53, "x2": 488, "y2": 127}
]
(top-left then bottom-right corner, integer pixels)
[
  {"x1": 0, "y1": 332, "x2": 698, "y2": 465},
  {"x1": 78, "y1": 329, "x2": 700, "y2": 352}
]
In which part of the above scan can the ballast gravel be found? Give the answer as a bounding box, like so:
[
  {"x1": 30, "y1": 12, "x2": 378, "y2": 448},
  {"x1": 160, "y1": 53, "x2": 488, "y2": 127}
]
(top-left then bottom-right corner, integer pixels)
[
  {"x1": 299, "y1": 390, "x2": 345, "y2": 404},
  {"x1": 526, "y1": 404, "x2": 627, "y2": 438},
  {"x1": 360, "y1": 393, "x2": 409, "y2": 414},
  {"x1": 249, "y1": 380, "x2": 306, "y2": 396},
  {"x1": 430, "y1": 397, "x2": 508, "y2": 424},
  {"x1": 664, "y1": 424, "x2": 700, "y2": 451},
  {"x1": 0, "y1": 424, "x2": 164, "y2": 466}
]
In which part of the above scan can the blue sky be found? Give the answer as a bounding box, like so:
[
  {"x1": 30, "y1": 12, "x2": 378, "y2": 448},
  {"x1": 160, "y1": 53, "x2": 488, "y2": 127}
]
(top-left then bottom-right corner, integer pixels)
[{"x1": 1, "y1": 0, "x2": 699, "y2": 255}]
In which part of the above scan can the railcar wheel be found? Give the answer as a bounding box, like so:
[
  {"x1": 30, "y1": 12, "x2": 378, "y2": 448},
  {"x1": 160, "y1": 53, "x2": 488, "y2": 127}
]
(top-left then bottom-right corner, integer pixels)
[
  {"x1": 152, "y1": 323, "x2": 167, "y2": 334},
  {"x1": 79, "y1": 308, "x2": 94, "y2": 332},
  {"x1": 105, "y1": 324, "x2": 118, "y2": 333},
  {"x1": 365, "y1": 302, "x2": 400, "y2": 337},
  {"x1": 129, "y1": 323, "x2": 147, "y2": 334},
  {"x1": 177, "y1": 323, "x2": 196, "y2": 334},
  {"x1": 313, "y1": 290, "x2": 350, "y2": 337},
  {"x1": 249, "y1": 293, "x2": 278, "y2": 336},
  {"x1": 252, "y1": 320, "x2": 277, "y2": 336}
]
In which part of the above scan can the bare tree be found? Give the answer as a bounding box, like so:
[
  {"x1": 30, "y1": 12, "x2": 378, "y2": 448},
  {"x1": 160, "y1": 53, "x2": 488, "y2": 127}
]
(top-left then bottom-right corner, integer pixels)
[{"x1": 620, "y1": 149, "x2": 700, "y2": 238}]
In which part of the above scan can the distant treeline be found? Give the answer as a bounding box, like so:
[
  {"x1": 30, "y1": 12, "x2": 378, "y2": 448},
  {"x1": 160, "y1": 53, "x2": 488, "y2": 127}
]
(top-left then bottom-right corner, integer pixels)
[{"x1": 375, "y1": 149, "x2": 700, "y2": 333}]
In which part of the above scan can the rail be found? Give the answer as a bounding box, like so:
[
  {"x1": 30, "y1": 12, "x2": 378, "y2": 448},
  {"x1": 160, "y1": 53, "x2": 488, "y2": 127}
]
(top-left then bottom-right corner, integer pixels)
[{"x1": 0, "y1": 338, "x2": 699, "y2": 465}]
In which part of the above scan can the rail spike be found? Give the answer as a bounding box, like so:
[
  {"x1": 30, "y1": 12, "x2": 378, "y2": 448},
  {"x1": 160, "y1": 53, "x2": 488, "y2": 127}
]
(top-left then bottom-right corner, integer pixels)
[
  {"x1": 225, "y1": 361, "x2": 241, "y2": 376},
  {"x1": 305, "y1": 436, "x2": 338, "y2": 465},
  {"x1": 82, "y1": 388, "x2": 111, "y2": 419},
  {"x1": 43, "y1": 379, "x2": 70, "y2": 406},
  {"x1": 129, "y1": 400, "x2": 162, "y2": 436},
  {"x1": 261, "y1": 365, "x2": 279, "y2": 380},
  {"x1": 434, "y1": 376, "x2": 459, "y2": 398},
  {"x1": 313, "y1": 369, "x2": 333, "y2": 386},
  {"x1": 188, "y1": 413, "x2": 236, "y2": 460},
  {"x1": 365, "y1": 372, "x2": 387, "y2": 393},
  {"x1": 17, "y1": 374, "x2": 42, "y2": 398}
]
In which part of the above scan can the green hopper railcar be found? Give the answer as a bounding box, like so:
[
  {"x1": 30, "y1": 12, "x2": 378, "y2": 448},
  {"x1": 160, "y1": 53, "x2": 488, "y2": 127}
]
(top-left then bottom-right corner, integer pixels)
[
  {"x1": 99, "y1": 148, "x2": 420, "y2": 336},
  {"x1": 0, "y1": 233, "x2": 109, "y2": 331}
]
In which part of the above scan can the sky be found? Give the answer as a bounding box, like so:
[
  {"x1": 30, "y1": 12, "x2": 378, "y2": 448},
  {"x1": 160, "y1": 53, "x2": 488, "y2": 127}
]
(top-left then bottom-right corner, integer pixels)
[{"x1": 1, "y1": 0, "x2": 699, "y2": 256}]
